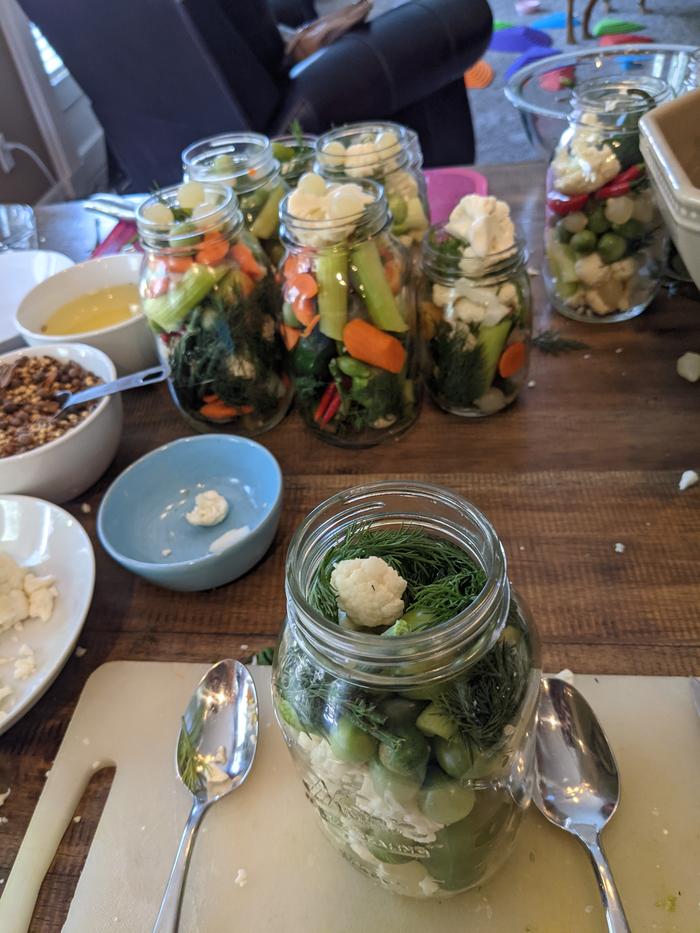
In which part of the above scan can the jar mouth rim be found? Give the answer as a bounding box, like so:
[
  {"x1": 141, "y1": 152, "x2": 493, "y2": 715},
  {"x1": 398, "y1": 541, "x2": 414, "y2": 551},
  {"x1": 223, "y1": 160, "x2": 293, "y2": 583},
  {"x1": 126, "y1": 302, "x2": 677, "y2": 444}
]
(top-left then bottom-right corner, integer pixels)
[
  {"x1": 317, "y1": 121, "x2": 410, "y2": 172},
  {"x1": 572, "y1": 75, "x2": 673, "y2": 113},
  {"x1": 135, "y1": 183, "x2": 240, "y2": 246},
  {"x1": 279, "y1": 178, "x2": 385, "y2": 231},
  {"x1": 182, "y1": 132, "x2": 277, "y2": 184},
  {"x1": 423, "y1": 226, "x2": 526, "y2": 278},
  {"x1": 285, "y1": 481, "x2": 508, "y2": 665}
]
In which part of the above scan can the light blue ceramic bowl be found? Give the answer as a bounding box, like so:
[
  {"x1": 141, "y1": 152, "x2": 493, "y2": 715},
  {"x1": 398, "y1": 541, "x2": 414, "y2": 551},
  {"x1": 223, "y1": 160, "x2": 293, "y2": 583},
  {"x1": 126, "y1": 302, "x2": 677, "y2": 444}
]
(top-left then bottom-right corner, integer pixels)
[{"x1": 97, "y1": 435, "x2": 282, "y2": 591}]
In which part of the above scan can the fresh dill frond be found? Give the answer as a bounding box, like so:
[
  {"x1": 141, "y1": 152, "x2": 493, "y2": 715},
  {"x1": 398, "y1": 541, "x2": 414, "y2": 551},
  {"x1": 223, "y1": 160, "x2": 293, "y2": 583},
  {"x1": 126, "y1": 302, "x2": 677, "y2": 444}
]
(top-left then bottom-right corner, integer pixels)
[
  {"x1": 434, "y1": 637, "x2": 529, "y2": 750},
  {"x1": 177, "y1": 717, "x2": 204, "y2": 794},
  {"x1": 531, "y1": 329, "x2": 589, "y2": 356},
  {"x1": 310, "y1": 523, "x2": 485, "y2": 629},
  {"x1": 289, "y1": 118, "x2": 305, "y2": 145}
]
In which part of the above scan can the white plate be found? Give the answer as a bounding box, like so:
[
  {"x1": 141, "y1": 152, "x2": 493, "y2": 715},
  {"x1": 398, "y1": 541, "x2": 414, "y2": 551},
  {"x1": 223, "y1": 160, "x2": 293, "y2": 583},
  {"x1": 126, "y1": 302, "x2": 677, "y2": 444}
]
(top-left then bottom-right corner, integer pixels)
[
  {"x1": 0, "y1": 249, "x2": 74, "y2": 346},
  {"x1": 0, "y1": 495, "x2": 95, "y2": 735}
]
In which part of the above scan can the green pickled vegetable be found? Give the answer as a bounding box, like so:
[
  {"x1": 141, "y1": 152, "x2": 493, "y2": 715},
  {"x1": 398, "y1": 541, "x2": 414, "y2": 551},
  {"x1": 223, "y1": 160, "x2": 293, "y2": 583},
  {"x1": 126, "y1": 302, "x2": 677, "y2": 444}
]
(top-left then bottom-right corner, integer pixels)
[
  {"x1": 570, "y1": 230, "x2": 597, "y2": 255},
  {"x1": 249, "y1": 184, "x2": 285, "y2": 240},
  {"x1": 478, "y1": 318, "x2": 512, "y2": 390},
  {"x1": 587, "y1": 207, "x2": 610, "y2": 235},
  {"x1": 143, "y1": 263, "x2": 227, "y2": 331},
  {"x1": 416, "y1": 703, "x2": 458, "y2": 740},
  {"x1": 350, "y1": 240, "x2": 407, "y2": 333},
  {"x1": 378, "y1": 724, "x2": 430, "y2": 778},
  {"x1": 369, "y1": 757, "x2": 421, "y2": 804},
  {"x1": 316, "y1": 249, "x2": 348, "y2": 340},
  {"x1": 418, "y1": 768, "x2": 476, "y2": 824},
  {"x1": 598, "y1": 232, "x2": 627, "y2": 263},
  {"x1": 329, "y1": 717, "x2": 377, "y2": 762}
]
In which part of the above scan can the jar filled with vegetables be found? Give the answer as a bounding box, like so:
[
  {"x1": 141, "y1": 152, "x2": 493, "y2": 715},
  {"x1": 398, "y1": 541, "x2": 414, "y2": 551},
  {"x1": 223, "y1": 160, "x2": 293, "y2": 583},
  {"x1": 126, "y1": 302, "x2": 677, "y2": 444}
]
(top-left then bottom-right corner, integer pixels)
[
  {"x1": 182, "y1": 133, "x2": 287, "y2": 264},
  {"x1": 316, "y1": 122, "x2": 430, "y2": 246},
  {"x1": 272, "y1": 481, "x2": 541, "y2": 898},
  {"x1": 136, "y1": 181, "x2": 292, "y2": 435},
  {"x1": 420, "y1": 195, "x2": 531, "y2": 417},
  {"x1": 272, "y1": 131, "x2": 317, "y2": 187},
  {"x1": 544, "y1": 76, "x2": 671, "y2": 323},
  {"x1": 279, "y1": 173, "x2": 420, "y2": 447}
]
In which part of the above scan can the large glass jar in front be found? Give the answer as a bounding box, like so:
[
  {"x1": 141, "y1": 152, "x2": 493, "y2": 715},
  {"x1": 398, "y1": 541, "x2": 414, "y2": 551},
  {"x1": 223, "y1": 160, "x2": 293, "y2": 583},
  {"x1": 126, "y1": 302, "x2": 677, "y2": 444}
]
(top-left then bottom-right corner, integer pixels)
[{"x1": 272, "y1": 482, "x2": 541, "y2": 898}]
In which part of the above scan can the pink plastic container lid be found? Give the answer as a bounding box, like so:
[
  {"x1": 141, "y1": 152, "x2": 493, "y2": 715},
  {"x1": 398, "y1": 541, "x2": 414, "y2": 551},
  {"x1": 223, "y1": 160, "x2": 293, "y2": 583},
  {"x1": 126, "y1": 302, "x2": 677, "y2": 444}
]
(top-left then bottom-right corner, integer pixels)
[{"x1": 424, "y1": 167, "x2": 489, "y2": 225}]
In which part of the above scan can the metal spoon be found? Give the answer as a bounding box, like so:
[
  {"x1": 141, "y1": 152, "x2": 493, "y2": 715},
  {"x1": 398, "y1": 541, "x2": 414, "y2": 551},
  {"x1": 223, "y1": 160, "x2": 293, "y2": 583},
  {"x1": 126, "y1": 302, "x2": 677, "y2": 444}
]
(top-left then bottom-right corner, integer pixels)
[
  {"x1": 52, "y1": 363, "x2": 169, "y2": 415},
  {"x1": 152, "y1": 659, "x2": 258, "y2": 933},
  {"x1": 533, "y1": 676, "x2": 630, "y2": 933}
]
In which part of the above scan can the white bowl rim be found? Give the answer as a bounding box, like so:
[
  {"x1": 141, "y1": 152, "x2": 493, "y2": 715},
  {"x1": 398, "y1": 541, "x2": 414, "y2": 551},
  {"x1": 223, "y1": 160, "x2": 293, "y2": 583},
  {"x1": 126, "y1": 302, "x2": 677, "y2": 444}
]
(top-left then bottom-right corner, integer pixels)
[
  {"x1": 15, "y1": 253, "x2": 145, "y2": 343},
  {"x1": 97, "y1": 434, "x2": 283, "y2": 571},
  {"x1": 0, "y1": 342, "x2": 117, "y2": 464}
]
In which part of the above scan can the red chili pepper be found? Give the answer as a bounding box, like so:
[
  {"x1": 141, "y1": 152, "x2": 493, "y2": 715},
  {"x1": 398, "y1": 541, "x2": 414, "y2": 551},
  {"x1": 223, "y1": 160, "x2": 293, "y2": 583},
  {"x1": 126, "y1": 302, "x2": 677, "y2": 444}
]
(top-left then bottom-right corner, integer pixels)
[
  {"x1": 313, "y1": 383, "x2": 338, "y2": 423},
  {"x1": 320, "y1": 391, "x2": 342, "y2": 426},
  {"x1": 546, "y1": 192, "x2": 589, "y2": 216},
  {"x1": 595, "y1": 164, "x2": 645, "y2": 200}
]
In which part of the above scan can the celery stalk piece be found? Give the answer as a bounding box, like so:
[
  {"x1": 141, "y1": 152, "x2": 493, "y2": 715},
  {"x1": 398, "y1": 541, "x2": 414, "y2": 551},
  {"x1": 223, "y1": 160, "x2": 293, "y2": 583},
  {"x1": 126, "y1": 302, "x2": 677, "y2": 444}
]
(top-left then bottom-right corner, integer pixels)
[
  {"x1": 350, "y1": 240, "x2": 408, "y2": 333},
  {"x1": 316, "y1": 249, "x2": 348, "y2": 340},
  {"x1": 249, "y1": 183, "x2": 285, "y2": 240},
  {"x1": 143, "y1": 263, "x2": 227, "y2": 331}
]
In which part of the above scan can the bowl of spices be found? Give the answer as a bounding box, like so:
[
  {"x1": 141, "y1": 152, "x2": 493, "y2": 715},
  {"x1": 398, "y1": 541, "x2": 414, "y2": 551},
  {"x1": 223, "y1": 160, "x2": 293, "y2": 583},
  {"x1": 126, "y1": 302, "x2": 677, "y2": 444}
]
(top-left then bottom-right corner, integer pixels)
[
  {"x1": 15, "y1": 254, "x2": 157, "y2": 375},
  {"x1": 0, "y1": 344, "x2": 123, "y2": 502}
]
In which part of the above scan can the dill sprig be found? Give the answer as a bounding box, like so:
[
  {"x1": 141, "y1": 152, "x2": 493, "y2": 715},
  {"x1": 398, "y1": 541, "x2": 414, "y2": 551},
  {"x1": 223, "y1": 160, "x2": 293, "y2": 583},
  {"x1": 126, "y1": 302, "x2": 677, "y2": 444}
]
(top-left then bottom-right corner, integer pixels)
[
  {"x1": 177, "y1": 717, "x2": 204, "y2": 794},
  {"x1": 311, "y1": 523, "x2": 486, "y2": 628},
  {"x1": 532, "y1": 329, "x2": 589, "y2": 355},
  {"x1": 434, "y1": 637, "x2": 529, "y2": 750}
]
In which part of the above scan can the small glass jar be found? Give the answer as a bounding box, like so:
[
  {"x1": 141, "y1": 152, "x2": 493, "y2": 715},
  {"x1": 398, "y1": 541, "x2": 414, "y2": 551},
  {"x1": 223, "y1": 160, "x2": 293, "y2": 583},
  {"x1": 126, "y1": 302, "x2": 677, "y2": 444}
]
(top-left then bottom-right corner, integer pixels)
[
  {"x1": 182, "y1": 133, "x2": 287, "y2": 264},
  {"x1": 272, "y1": 133, "x2": 318, "y2": 187},
  {"x1": 315, "y1": 122, "x2": 430, "y2": 246},
  {"x1": 544, "y1": 76, "x2": 671, "y2": 324},
  {"x1": 279, "y1": 178, "x2": 421, "y2": 447},
  {"x1": 420, "y1": 226, "x2": 531, "y2": 417},
  {"x1": 136, "y1": 183, "x2": 292, "y2": 435},
  {"x1": 682, "y1": 48, "x2": 700, "y2": 93},
  {"x1": 272, "y1": 482, "x2": 541, "y2": 899}
]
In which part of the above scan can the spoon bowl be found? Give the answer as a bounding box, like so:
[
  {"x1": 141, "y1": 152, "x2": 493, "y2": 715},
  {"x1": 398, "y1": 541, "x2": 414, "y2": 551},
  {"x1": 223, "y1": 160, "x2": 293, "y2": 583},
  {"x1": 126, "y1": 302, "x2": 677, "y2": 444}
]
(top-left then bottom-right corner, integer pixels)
[
  {"x1": 153, "y1": 659, "x2": 258, "y2": 932},
  {"x1": 533, "y1": 676, "x2": 630, "y2": 933}
]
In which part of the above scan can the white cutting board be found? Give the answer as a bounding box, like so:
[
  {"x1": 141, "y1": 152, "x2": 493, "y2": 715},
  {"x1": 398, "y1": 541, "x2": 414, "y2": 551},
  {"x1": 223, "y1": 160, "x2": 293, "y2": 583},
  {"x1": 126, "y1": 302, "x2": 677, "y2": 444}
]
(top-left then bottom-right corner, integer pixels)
[{"x1": 2, "y1": 664, "x2": 699, "y2": 933}]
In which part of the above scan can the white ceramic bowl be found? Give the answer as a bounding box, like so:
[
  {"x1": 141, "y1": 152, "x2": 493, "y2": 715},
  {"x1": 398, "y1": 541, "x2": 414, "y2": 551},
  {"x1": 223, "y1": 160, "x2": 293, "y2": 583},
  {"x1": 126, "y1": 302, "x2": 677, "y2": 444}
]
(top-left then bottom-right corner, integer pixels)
[
  {"x1": 0, "y1": 494, "x2": 95, "y2": 735},
  {"x1": 0, "y1": 343, "x2": 123, "y2": 503},
  {"x1": 15, "y1": 253, "x2": 157, "y2": 375}
]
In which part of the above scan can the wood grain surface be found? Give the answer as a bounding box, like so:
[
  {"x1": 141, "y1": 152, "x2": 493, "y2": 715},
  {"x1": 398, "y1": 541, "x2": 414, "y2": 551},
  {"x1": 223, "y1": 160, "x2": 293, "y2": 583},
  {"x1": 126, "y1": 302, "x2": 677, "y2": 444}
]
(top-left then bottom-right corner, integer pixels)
[{"x1": 1, "y1": 161, "x2": 698, "y2": 930}]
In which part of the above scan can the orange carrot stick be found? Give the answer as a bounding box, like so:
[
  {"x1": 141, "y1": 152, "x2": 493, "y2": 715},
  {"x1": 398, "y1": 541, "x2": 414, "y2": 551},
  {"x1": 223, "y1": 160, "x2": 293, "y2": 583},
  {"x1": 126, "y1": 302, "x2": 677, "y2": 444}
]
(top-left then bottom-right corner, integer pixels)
[
  {"x1": 230, "y1": 242, "x2": 264, "y2": 280},
  {"x1": 498, "y1": 342, "x2": 526, "y2": 378},
  {"x1": 342, "y1": 318, "x2": 406, "y2": 374},
  {"x1": 281, "y1": 323, "x2": 301, "y2": 350}
]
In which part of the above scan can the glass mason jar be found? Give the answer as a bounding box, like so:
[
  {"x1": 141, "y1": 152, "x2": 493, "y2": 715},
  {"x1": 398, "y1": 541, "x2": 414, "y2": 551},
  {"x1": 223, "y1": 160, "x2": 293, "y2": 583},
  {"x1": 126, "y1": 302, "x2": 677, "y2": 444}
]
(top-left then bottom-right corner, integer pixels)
[
  {"x1": 136, "y1": 183, "x2": 292, "y2": 435},
  {"x1": 420, "y1": 225, "x2": 531, "y2": 417},
  {"x1": 315, "y1": 122, "x2": 430, "y2": 247},
  {"x1": 278, "y1": 178, "x2": 421, "y2": 447},
  {"x1": 272, "y1": 133, "x2": 318, "y2": 187},
  {"x1": 182, "y1": 133, "x2": 287, "y2": 265},
  {"x1": 272, "y1": 482, "x2": 541, "y2": 899},
  {"x1": 544, "y1": 76, "x2": 671, "y2": 324}
]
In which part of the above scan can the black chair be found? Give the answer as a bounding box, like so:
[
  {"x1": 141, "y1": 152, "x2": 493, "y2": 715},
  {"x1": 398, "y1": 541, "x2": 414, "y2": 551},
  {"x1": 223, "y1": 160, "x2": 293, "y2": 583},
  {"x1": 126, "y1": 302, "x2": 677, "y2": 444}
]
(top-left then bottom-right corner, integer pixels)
[{"x1": 18, "y1": 0, "x2": 492, "y2": 191}]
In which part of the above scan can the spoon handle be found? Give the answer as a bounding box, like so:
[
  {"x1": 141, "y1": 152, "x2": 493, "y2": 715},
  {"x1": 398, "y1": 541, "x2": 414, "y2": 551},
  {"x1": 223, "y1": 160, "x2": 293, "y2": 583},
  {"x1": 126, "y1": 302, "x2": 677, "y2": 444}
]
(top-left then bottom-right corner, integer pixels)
[
  {"x1": 585, "y1": 834, "x2": 631, "y2": 933},
  {"x1": 64, "y1": 364, "x2": 170, "y2": 409},
  {"x1": 152, "y1": 799, "x2": 207, "y2": 933}
]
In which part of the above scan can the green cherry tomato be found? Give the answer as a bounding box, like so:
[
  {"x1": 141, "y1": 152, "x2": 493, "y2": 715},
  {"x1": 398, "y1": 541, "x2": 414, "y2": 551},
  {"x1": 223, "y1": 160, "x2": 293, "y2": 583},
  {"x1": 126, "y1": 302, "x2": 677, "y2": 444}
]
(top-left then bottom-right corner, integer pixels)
[
  {"x1": 434, "y1": 735, "x2": 476, "y2": 778},
  {"x1": 378, "y1": 696, "x2": 427, "y2": 728},
  {"x1": 612, "y1": 218, "x2": 646, "y2": 240},
  {"x1": 369, "y1": 756, "x2": 422, "y2": 804},
  {"x1": 587, "y1": 207, "x2": 610, "y2": 235},
  {"x1": 378, "y1": 724, "x2": 430, "y2": 777},
  {"x1": 328, "y1": 717, "x2": 377, "y2": 763},
  {"x1": 570, "y1": 230, "x2": 597, "y2": 255},
  {"x1": 556, "y1": 220, "x2": 573, "y2": 244},
  {"x1": 418, "y1": 768, "x2": 476, "y2": 825},
  {"x1": 597, "y1": 232, "x2": 627, "y2": 264}
]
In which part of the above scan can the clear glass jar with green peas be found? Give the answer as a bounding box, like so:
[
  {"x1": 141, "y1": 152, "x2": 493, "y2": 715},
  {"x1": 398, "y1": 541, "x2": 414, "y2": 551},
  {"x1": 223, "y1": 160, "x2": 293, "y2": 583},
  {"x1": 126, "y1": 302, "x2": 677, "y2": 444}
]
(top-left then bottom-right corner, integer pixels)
[
  {"x1": 182, "y1": 133, "x2": 287, "y2": 265},
  {"x1": 272, "y1": 482, "x2": 541, "y2": 898},
  {"x1": 544, "y1": 76, "x2": 671, "y2": 323}
]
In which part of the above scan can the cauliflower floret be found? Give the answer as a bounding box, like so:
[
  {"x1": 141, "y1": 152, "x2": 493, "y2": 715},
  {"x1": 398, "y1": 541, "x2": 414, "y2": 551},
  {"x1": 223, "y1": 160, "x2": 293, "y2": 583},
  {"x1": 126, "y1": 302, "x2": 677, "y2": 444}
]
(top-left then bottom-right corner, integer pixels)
[
  {"x1": 552, "y1": 139, "x2": 620, "y2": 195},
  {"x1": 228, "y1": 356, "x2": 256, "y2": 380},
  {"x1": 446, "y1": 195, "x2": 515, "y2": 259},
  {"x1": 386, "y1": 170, "x2": 418, "y2": 201},
  {"x1": 453, "y1": 297, "x2": 486, "y2": 325},
  {"x1": 344, "y1": 142, "x2": 380, "y2": 177},
  {"x1": 585, "y1": 289, "x2": 614, "y2": 315},
  {"x1": 330, "y1": 556, "x2": 407, "y2": 628},
  {"x1": 432, "y1": 284, "x2": 456, "y2": 308},
  {"x1": 609, "y1": 257, "x2": 637, "y2": 282},
  {"x1": 574, "y1": 253, "x2": 611, "y2": 288},
  {"x1": 497, "y1": 282, "x2": 518, "y2": 307}
]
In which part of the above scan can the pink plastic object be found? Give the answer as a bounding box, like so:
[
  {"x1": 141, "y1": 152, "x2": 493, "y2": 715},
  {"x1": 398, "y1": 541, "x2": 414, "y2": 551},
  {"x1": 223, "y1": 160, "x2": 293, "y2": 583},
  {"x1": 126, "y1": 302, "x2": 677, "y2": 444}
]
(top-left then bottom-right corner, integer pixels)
[{"x1": 424, "y1": 167, "x2": 489, "y2": 225}]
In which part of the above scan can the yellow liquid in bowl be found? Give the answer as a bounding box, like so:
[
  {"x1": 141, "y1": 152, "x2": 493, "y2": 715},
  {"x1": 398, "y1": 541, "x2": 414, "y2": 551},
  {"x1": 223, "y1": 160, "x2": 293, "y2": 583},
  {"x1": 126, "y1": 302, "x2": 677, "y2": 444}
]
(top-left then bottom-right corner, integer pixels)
[{"x1": 42, "y1": 283, "x2": 141, "y2": 335}]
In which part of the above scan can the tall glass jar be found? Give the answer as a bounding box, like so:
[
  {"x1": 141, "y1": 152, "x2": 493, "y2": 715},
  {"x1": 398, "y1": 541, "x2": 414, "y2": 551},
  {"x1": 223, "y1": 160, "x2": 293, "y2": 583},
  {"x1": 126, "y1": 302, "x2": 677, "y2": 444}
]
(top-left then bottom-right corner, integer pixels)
[
  {"x1": 316, "y1": 122, "x2": 430, "y2": 246},
  {"x1": 272, "y1": 133, "x2": 318, "y2": 187},
  {"x1": 544, "y1": 76, "x2": 671, "y2": 324},
  {"x1": 272, "y1": 482, "x2": 541, "y2": 899},
  {"x1": 420, "y1": 225, "x2": 531, "y2": 417},
  {"x1": 182, "y1": 133, "x2": 287, "y2": 264},
  {"x1": 279, "y1": 178, "x2": 420, "y2": 447},
  {"x1": 136, "y1": 183, "x2": 292, "y2": 435}
]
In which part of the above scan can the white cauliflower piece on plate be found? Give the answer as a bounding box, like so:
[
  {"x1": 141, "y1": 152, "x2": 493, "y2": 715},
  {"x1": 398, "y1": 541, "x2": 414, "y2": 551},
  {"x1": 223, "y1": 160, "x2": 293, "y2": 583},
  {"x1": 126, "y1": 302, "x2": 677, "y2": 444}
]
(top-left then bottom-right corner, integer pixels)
[{"x1": 330, "y1": 556, "x2": 407, "y2": 628}]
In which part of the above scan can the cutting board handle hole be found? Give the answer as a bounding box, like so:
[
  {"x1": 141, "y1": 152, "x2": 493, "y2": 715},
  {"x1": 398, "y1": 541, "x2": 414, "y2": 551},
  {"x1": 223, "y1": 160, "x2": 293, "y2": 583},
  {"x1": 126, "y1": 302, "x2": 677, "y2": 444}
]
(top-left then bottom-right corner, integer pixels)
[{"x1": 32, "y1": 766, "x2": 116, "y2": 929}]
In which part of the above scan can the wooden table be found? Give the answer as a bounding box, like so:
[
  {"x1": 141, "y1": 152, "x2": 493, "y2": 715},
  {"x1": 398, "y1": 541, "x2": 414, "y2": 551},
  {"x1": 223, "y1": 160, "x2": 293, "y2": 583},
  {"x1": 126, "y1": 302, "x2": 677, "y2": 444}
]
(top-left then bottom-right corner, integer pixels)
[{"x1": 1, "y1": 161, "x2": 699, "y2": 929}]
